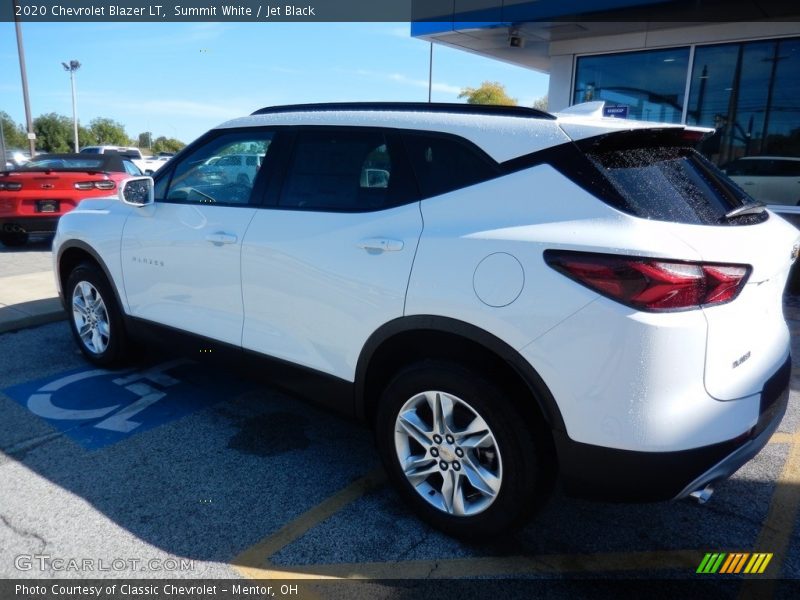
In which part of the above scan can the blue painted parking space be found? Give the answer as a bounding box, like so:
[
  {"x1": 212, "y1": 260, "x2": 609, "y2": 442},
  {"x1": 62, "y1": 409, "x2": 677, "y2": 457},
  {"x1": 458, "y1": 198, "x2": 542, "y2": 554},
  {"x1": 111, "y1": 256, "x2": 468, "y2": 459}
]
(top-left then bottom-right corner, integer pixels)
[{"x1": 2, "y1": 359, "x2": 255, "y2": 449}]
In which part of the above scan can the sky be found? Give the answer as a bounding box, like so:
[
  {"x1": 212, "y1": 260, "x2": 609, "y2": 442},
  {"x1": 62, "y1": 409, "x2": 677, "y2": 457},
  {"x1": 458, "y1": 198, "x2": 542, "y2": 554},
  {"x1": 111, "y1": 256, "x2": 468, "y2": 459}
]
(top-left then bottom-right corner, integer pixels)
[{"x1": 0, "y1": 22, "x2": 549, "y2": 147}]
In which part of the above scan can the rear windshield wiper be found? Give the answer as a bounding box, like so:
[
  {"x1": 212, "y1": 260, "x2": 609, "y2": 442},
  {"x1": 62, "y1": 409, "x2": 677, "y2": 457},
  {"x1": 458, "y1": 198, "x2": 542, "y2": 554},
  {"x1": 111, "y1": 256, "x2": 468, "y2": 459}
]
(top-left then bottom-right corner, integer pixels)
[{"x1": 725, "y1": 201, "x2": 766, "y2": 220}]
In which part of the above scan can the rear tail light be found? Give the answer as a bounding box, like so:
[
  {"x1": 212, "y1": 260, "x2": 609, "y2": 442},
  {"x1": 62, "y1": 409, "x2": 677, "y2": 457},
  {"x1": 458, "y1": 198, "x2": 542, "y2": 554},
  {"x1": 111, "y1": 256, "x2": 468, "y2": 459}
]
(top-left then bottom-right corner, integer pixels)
[
  {"x1": 544, "y1": 250, "x2": 750, "y2": 311},
  {"x1": 74, "y1": 180, "x2": 116, "y2": 191},
  {"x1": 0, "y1": 182, "x2": 23, "y2": 191}
]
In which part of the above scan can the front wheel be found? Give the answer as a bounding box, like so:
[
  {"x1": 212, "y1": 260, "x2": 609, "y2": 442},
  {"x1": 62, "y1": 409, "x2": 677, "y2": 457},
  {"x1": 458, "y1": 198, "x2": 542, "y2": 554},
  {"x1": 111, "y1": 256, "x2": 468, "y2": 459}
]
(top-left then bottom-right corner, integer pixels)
[
  {"x1": 376, "y1": 361, "x2": 551, "y2": 538},
  {"x1": 65, "y1": 262, "x2": 131, "y2": 367}
]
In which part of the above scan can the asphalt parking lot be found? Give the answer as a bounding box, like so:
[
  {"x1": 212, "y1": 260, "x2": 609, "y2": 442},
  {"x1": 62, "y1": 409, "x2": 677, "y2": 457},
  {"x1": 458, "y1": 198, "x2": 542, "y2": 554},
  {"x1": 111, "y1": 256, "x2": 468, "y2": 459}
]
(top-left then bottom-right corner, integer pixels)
[{"x1": 0, "y1": 244, "x2": 799, "y2": 596}]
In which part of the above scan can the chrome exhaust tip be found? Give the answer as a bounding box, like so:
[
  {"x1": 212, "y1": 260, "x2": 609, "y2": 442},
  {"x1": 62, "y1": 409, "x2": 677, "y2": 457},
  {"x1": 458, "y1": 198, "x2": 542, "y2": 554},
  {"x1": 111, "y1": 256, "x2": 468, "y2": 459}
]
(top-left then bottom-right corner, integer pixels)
[{"x1": 689, "y1": 485, "x2": 714, "y2": 504}]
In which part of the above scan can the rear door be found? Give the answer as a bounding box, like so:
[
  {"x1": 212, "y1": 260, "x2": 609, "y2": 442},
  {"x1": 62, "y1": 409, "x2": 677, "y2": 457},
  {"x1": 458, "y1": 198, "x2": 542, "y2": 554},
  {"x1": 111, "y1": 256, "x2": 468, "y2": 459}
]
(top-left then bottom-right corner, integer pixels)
[{"x1": 240, "y1": 128, "x2": 423, "y2": 381}]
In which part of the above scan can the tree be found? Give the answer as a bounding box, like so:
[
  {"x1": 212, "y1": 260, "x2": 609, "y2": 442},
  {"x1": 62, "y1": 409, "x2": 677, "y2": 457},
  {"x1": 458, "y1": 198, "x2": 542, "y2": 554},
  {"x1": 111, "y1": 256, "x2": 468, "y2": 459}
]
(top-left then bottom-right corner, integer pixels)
[
  {"x1": 0, "y1": 112, "x2": 28, "y2": 149},
  {"x1": 33, "y1": 113, "x2": 74, "y2": 153},
  {"x1": 151, "y1": 136, "x2": 185, "y2": 154},
  {"x1": 89, "y1": 117, "x2": 130, "y2": 146},
  {"x1": 532, "y1": 95, "x2": 548, "y2": 111},
  {"x1": 78, "y1": 125, "x2": 97, "y2": 150},
  {"x1": 137, "y1": 132, "x2": 152, "y2": 149},
  {"x1": 458, "y1": 81, "x2": 517, "y2": 106}
]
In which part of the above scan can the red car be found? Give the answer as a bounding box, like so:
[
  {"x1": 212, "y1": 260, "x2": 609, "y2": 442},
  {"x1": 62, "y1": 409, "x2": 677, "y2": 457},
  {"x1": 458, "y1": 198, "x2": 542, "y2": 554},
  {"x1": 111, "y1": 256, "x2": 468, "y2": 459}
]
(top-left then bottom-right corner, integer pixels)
[{"x1": 0, "y1": 153, "x2": 142, "y2": 247}]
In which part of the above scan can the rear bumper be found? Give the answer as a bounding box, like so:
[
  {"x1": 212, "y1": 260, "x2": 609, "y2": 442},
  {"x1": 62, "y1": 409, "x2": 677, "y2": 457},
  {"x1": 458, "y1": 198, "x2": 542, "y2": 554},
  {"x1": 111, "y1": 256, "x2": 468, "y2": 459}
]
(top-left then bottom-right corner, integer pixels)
[
  {"x1": 555, "y1": 356, "x2": 790, "y2": 502},
  {"x1": 0, "y1": 216, "x2": 60, "y2": 234}
]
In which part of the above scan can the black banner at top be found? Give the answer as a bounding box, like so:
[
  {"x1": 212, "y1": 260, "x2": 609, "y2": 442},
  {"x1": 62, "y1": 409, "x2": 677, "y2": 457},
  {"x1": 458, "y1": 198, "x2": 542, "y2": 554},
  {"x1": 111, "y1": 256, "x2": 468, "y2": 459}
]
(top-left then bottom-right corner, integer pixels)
[{"x1": 1, "y1": 0, "x2": 799, "y2": 23}]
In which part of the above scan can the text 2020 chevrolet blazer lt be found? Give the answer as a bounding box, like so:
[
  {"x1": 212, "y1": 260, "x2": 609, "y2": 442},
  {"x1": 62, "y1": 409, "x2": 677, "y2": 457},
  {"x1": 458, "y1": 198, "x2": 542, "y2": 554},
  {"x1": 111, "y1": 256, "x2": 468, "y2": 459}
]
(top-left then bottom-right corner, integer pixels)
[{"x1": 53, "y1": 102, "x2": 796, "y2": 537}]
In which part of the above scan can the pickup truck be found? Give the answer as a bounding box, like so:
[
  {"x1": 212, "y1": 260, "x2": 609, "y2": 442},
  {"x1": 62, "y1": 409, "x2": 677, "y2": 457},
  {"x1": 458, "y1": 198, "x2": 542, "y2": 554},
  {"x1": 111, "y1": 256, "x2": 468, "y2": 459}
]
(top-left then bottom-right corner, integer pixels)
[{"x1": 79, "y1": 146, "x2": 169, "y2": 175}]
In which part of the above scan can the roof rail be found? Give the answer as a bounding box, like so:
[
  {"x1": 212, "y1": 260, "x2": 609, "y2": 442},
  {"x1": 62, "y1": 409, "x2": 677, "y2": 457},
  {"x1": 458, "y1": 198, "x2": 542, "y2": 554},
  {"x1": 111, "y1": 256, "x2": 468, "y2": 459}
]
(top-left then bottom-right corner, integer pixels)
[{"x1": 250, "y1": 102, "x2": 556, "y2": 120}]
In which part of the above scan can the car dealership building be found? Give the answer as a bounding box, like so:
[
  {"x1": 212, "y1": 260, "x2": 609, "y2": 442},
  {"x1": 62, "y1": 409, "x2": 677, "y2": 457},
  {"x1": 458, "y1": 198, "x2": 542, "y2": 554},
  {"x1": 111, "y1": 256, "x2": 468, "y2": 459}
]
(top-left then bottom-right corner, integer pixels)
[{"x1": 413, "y1": 0, "x2": 800, "y2": 211}]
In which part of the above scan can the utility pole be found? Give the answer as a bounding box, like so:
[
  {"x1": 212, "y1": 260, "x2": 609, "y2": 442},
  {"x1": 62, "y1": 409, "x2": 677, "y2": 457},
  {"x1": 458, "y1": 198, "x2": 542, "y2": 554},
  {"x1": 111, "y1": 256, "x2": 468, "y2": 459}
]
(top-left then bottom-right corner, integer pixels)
[
  {"x1": 62, "y1": 60, "x2": 81, "y2": 152},
  {"x1": 0, "y1": 119, "x2": 7, "y2": 169},
  {"x1": 13, "y1": 4, "x2": 36, "y2": 157},
  {"x1": 428, "y1": 42, "x2": 433, "y2": 103}
]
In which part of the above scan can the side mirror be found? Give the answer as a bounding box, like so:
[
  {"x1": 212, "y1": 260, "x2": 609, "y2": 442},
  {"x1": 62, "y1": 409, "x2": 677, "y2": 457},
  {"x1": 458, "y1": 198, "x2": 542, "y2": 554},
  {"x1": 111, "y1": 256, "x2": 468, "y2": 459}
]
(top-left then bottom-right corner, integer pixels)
[{"x1": 119, "y1": 176, "x2": 154, "y2": 207}]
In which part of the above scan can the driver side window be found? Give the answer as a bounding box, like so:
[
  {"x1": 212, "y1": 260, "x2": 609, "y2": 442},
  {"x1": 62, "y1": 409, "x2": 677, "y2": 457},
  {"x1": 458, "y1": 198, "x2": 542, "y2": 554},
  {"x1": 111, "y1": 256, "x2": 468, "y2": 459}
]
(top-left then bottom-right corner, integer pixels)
[{"x1": 162, "y1": 131, "x2": 273, "y2": 206}]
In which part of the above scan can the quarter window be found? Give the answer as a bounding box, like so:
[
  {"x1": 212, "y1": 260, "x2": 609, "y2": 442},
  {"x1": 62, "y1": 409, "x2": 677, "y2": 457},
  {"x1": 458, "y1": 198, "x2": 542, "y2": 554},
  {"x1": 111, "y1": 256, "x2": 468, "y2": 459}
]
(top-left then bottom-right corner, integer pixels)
[
  {"x1": 403, "y1": 134, "x2": 499, "y2": 198},
  {"x1": 163, "y1": 132, "x2": 273, "y2": 205},
  {"x1": 122, "y1": 160, "x2": 142, "y2": 176}
]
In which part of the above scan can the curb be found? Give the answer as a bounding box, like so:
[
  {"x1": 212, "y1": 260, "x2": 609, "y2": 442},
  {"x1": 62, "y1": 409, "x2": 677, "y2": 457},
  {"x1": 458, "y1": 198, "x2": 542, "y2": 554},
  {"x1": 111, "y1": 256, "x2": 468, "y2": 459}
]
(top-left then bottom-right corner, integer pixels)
[{"x1": 0, "y1": 298, "x2": 66, "y2": 334}]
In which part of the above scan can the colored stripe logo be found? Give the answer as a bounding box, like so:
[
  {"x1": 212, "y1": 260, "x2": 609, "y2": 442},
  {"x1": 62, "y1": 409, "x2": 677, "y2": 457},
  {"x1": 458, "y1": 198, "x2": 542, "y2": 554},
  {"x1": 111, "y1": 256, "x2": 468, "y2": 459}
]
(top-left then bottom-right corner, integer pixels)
[{"x1": 696, "y1": 552, "x2": 773, "y2": 574}]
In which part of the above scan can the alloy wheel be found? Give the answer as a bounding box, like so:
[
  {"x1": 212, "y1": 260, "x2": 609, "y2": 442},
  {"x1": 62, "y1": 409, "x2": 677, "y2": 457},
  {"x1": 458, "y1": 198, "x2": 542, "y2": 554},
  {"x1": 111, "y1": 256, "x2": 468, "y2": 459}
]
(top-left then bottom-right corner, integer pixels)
[{"x1": 393, "y1": 390, "x2": 503, "y2": 516}]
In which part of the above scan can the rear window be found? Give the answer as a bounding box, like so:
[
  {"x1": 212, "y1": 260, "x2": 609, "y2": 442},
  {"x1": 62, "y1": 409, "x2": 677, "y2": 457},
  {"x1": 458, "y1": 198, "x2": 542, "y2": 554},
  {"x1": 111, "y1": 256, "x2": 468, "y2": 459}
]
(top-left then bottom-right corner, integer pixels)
[
  {"x1": 23, "y1": 157, "x2": 105, "y2": 170},
  {"x1": 587, "y1": 145, "x2": 767, "y2": 226}
]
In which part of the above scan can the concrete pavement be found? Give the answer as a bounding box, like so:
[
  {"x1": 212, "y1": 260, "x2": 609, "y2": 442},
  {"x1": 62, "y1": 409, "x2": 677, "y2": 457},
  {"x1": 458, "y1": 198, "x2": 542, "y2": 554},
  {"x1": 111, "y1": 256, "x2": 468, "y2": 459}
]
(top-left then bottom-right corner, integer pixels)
[{"x1": 0, "y1": 270, "x2": 65, "y2": 334}]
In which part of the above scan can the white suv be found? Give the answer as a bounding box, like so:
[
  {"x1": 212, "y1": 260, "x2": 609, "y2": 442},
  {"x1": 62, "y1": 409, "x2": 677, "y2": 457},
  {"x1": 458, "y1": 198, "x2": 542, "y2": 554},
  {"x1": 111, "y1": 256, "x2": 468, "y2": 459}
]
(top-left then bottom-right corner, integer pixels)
[{"x1": 53, "y1": 103, "x2": 796, "y2": 537}]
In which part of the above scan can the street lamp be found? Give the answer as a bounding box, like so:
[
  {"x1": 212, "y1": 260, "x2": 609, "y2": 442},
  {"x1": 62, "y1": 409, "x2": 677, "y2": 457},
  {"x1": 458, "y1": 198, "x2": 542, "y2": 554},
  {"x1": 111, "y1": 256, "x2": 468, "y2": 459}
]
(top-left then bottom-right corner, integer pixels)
[{"x1": 62, "y1": 60, "x2": 81, "y2": 152}]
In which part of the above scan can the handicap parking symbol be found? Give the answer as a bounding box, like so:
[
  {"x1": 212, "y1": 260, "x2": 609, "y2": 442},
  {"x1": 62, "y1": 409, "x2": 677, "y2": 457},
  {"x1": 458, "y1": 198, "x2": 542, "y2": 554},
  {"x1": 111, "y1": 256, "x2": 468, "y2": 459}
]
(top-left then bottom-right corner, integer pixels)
[{"x1": 3, "y1": 359, "x2": 254, "y2": 449}]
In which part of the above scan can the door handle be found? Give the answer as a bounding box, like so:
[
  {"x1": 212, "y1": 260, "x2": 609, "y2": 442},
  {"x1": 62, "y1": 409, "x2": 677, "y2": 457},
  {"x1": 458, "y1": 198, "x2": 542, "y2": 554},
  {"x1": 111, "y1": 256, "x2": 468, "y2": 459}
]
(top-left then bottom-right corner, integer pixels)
[
  {"x1": 205, "y1": 232, "x2": 238, "y2": 245},
  {"x1": 358, "y1": 238, "x2": 404, "y2": 253}
]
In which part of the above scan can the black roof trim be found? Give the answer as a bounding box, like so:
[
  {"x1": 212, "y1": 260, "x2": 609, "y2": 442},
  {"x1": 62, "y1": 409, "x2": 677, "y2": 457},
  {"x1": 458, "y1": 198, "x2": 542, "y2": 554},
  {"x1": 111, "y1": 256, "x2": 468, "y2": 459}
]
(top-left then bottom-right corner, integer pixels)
[{"x1": 250, "y1": 102, "x2": 556, "y2": 120}]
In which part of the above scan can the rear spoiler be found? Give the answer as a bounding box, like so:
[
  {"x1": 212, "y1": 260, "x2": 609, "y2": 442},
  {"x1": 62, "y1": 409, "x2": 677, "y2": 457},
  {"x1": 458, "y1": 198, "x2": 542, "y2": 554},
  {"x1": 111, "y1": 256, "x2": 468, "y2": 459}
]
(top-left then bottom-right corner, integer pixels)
[{"x1": 555, "y1": 101, "x2": 714, "y2": 144}]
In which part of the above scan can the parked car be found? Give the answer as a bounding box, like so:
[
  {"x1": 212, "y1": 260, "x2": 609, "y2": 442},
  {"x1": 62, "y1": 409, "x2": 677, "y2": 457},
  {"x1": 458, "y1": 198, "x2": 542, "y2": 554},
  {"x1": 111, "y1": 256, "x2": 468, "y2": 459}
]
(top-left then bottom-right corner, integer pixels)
[
  {"x1": 723, "y1": 156, "x2": 800, "y2": 206},
  {"x1": 53, "y1": 103, "x2": 796, "y2": 537},
  {"x1": 80, "y1": 145, "x2": 152, "y2": 175},
  {"x1": 0, "y1": 153, "x2": 141, "y2": 246},
  {"x1": 197, "y1": 152, "x2": 264, "y2": 186}
]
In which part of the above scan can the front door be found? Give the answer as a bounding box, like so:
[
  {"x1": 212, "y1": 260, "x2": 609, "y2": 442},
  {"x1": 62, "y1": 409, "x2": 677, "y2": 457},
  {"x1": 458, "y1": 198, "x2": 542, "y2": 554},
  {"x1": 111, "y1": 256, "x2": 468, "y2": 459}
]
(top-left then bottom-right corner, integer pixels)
[{"x1": 121, "y1": 130, "x2": 275, "y2": 345}]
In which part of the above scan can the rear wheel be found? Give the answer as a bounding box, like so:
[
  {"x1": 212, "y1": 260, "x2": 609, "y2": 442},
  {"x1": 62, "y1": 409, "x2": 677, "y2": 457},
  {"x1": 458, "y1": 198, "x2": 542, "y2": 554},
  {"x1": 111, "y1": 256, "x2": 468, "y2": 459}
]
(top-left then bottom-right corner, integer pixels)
[
  {"x1": 0, "y1": 231, "x2": 29, "y2": 247},
  {"x1": 376, "y1": 361, "x2": 551, "y2": 538},
  {"x1": 65, "y1": 262, "x2": 131, "y2": 367}
]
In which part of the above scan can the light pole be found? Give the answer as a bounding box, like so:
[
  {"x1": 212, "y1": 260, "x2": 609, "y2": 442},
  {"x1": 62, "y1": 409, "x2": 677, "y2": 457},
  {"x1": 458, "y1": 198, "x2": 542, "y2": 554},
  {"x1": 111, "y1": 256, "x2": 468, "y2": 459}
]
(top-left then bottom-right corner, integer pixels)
[
  {"x1": 14, "y1": 5, "x2": 36, "y2": 157},
  {"x1": 62, "y1": 60, "x2": 81, "y2": 152}
]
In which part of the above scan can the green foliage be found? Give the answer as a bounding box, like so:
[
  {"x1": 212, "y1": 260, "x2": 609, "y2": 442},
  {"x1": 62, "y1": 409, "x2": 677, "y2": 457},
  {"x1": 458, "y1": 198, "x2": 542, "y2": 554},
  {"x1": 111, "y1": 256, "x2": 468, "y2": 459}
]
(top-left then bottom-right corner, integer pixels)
[
  {"x1": 0, "y1": 112, "x2": 28, "y2": 149},
  {"x1": 89, "y1": 117, "x2": 130, "y2": 146},
  {"x1": 532, "y1": 95, "x2": 549, "y2": 111},
  {"x1": 78, "y1": 126, "x2": 96, "y2": 150},
  {"x1": 10, "y1": 112, "x2": 182, "y2": 155},
  {"x1": 33, "y1": 113, "x2": 74, "y2": 153},
  {"x1": 151, "y1": 136, "x2": 186, "y2": 154},
  {"x1": 218, "y1": 141, "x2": 267, "y2": 155},
  {"x1": 458, "y1": 81, "x2": 517, "y2": 106}
]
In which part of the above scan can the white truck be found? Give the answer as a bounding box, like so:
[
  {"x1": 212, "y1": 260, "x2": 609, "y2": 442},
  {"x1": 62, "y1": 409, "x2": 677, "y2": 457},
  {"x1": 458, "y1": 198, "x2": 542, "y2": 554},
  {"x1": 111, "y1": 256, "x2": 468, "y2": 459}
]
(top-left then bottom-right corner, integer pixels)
[{"x1": 79, "y1": 145, "x2": 169, "y2": 175}]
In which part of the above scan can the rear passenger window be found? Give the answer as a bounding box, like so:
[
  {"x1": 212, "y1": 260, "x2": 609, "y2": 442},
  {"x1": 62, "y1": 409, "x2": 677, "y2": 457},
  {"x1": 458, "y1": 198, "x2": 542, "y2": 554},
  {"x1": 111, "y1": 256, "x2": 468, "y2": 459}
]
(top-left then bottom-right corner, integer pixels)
[
  {"x1": 403, "y1": 134, "x2": 499, "y2": 198},
  {"x1": 279, "y1": 130, "x2": 414, "y2": 211}
]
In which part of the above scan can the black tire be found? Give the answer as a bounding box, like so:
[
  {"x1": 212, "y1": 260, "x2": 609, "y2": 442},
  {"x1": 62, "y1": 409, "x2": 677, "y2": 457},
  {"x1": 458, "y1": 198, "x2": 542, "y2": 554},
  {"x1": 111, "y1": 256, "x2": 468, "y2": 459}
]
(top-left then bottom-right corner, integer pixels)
[
  {"x1": 65, "y1": 261, "x2": 131, "y2": 367},
  {"x1": 0, "y1": 231, "x2": 29, "y2": 247},
  {"x1": 375, "y1": 361, "x2": 552, "y2": 538}
]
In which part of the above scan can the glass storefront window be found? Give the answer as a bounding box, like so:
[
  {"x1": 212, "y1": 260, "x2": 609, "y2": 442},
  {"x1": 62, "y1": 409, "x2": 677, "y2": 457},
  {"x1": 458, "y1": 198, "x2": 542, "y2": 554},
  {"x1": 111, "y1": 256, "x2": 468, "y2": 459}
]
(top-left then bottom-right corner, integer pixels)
[
  {"x1": 573, "y1": 47, "x2": 690, "y2": 123},
  {"x1": 688, "y1": 38, "x2": 800, "y2": 206}
]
